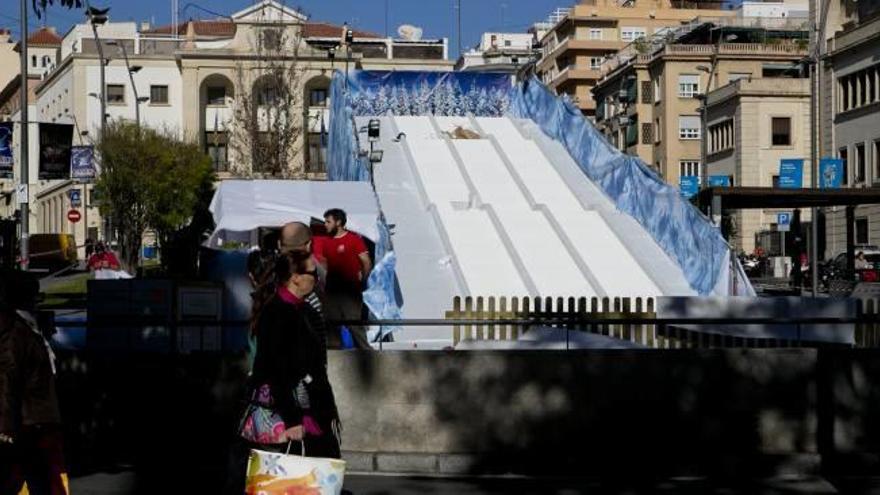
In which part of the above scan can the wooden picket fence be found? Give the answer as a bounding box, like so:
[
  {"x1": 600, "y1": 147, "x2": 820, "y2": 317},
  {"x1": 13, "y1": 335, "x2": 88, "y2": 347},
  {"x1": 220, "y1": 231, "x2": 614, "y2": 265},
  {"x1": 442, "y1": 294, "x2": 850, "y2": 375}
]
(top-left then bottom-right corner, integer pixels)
[
  {"x1": 445, "y1": 295, "x2": 880, "y2": 349},
  {"x1": 855, "y1": 298, "x2": 880, "y2": 347},
  {"x1": 444, "y1": 296, "x2": 658, "y2": 347}
]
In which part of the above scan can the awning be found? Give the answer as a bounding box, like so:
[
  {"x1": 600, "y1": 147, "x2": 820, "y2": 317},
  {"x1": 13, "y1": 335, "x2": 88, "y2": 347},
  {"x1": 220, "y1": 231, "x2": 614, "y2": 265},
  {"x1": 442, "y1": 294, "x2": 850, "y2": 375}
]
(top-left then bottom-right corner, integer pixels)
[
  {"x1": 697, "y1": 186, "x2": 880, "y2": 210},
  {"x1": 207, "y1": 179, "x2": 381, "y2": 247}
]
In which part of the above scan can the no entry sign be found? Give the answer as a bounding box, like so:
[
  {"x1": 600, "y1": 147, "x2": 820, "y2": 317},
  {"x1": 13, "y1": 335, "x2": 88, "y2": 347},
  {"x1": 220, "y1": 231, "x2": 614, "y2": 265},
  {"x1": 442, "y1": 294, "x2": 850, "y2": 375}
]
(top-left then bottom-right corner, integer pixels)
[{"x1": 67, "y1": 209, "x2": 82, "y2": 223}]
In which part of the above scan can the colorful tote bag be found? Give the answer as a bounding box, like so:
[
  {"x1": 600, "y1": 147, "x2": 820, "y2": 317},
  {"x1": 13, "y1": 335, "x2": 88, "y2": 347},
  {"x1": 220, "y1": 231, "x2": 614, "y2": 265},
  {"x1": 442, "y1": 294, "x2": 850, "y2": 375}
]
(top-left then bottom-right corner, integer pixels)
[{"x1": 245, "y1": 444, "x2": 346, "y2": 495}]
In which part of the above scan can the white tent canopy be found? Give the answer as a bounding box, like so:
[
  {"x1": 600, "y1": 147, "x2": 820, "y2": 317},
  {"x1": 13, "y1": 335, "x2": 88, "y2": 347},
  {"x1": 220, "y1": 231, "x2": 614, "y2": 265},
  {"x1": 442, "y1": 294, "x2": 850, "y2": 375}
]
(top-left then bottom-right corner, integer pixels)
[{"x1": 207, "y1": 180, "x2": 381, "y2": 247}]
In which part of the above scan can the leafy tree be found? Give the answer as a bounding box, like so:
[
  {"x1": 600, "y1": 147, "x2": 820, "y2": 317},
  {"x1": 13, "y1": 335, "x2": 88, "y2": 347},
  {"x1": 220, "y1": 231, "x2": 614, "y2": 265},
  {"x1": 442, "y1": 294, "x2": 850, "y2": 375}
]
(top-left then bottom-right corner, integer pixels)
[
  {"x1": 31, "y1": 0, "x2": 82, "y2": 18},
  {"x1": 95, "y1": 121, "x2": 214, "y2": 271}
]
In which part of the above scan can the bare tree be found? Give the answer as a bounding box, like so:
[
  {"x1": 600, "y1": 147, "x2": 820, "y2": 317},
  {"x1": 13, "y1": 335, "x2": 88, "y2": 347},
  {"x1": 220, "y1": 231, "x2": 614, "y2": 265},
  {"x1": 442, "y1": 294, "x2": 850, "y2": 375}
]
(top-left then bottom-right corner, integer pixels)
[{"x1": 230, "y1": 22, "x2": 306, "y2": 178}]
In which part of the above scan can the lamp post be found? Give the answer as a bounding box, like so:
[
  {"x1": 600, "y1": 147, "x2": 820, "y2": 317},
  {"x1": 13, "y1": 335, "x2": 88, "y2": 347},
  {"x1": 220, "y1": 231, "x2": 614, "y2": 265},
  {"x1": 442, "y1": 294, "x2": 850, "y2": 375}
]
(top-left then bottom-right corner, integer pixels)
[
  {"x1": 696, "y1": 32, "x2": 738, "y2": 192},
  {"x1": 18, "y1": 0, "x2": 29, "y2": 269},
  {"x1": 107, "y1": 40, "x2": 147, "y2": 127},
  {"x1": 86, "y1": 4, "x2": 110, "y2": 138}
]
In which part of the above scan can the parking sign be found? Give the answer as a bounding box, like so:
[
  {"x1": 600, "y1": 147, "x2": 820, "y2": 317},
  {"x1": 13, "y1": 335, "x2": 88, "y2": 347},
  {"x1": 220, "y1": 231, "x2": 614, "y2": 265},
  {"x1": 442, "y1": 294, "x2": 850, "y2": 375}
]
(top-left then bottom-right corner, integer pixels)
[{"x1": 777, "y1": 212, "x2": 792, "y2": 232}]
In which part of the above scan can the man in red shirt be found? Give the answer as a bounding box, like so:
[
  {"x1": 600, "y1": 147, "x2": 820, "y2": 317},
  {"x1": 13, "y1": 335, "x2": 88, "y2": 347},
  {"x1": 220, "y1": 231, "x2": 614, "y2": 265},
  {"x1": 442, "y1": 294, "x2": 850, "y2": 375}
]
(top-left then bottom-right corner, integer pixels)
[{"x1": 320, "y1": 209, "x2": 372, "y2": 349}]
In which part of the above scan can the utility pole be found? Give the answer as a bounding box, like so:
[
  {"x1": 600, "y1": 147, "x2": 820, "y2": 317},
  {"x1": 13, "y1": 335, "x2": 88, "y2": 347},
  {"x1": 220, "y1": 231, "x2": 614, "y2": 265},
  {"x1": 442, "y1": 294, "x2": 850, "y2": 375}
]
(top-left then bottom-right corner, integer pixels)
[
  {"x1": 456, "y1": 0, "x2": 462, "y2": 59},
  {"x1": 809, "y1": 0, "x2": 831, "y2": 296},
  {"x1": 18, "y1": 0, "x2": 29, "y2": 270}
]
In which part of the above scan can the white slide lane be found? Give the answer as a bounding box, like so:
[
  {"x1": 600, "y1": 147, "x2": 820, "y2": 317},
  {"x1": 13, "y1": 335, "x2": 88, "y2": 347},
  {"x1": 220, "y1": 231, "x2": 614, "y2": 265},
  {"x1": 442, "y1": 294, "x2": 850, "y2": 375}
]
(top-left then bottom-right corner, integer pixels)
[{"x1": 476, "y1": 117, "x2": 662, "y2": 297}]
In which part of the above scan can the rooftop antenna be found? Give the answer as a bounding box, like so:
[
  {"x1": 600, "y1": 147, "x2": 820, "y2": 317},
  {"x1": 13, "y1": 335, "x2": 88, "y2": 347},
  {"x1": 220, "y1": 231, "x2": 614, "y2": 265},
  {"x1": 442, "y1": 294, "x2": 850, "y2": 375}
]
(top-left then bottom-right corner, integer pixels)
[
  {"x1": 172, "y1": 0, "x2": 178, "y2": 39},
  {"x1": 385, "y1": 0, "x2": 389, "y2": 38}
]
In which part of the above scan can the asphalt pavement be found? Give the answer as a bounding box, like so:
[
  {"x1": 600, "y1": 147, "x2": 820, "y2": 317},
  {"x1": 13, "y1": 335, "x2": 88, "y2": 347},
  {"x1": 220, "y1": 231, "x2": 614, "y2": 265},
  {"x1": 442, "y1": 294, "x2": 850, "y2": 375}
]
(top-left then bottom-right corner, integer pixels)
[{"x1": 65, "y1": 470, "x2": 880, "y2": 494}]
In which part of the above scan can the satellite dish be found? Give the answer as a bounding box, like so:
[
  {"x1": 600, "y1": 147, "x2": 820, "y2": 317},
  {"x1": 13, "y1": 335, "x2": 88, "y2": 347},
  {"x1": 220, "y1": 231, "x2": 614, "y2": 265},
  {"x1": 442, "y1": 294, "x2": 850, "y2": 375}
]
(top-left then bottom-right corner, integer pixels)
[{"x1": 397, "y1": 24, "x2": 423, "y2": 41}]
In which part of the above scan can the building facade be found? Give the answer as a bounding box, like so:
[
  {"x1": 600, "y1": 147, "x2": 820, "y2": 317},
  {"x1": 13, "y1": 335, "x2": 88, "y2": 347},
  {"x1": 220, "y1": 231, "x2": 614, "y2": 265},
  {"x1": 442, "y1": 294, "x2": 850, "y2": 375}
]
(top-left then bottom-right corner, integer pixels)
[
  {"x1": 705, "y1": 78, "x2": 811, "y2": 253},
  {"x1": 821, "y1": 10, "x2": 880, "y2": 259},
  {"x1": 592, "y1": 21, "x2": 808, "y2": 185},
  {"x1": 534, "y1": 0, "x2": 735, "y2": 116},
  {"x1": 456, "y1": 33, "x2": 539, "y2": 73}
]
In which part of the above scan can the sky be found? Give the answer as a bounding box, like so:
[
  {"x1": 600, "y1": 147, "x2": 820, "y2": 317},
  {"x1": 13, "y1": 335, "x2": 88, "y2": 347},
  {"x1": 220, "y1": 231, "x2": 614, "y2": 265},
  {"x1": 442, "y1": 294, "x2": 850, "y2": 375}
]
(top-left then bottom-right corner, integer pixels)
[{"x1": 3, "y1": 0, "x2": 572, "y2": 57}]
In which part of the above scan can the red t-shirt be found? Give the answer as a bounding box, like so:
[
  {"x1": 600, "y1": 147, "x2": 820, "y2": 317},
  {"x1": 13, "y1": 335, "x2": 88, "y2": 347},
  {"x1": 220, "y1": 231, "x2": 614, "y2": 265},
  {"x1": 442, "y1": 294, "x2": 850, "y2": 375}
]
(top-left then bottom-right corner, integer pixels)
[{"x1": 321, "y1": 231, "x2": 368, "y2": 293}]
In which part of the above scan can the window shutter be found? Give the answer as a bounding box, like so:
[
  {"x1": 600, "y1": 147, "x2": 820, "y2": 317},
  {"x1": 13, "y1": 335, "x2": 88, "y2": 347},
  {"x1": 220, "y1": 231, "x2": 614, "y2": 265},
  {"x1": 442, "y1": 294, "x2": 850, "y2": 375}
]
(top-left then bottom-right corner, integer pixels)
[
  {"x1": 641, "y1": 81, "x2": 652, "y2": 104},
  {"x1": 641, "y1": 123, "x2": 653, "y2": 144}
]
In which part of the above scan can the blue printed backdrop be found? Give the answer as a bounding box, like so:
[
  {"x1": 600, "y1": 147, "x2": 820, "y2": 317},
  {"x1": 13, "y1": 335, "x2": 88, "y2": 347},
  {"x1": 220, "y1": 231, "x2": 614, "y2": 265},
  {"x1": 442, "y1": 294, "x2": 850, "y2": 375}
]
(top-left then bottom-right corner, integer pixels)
[{"x1": 346, "y1": 71, "x2": 513, "y2": 117}]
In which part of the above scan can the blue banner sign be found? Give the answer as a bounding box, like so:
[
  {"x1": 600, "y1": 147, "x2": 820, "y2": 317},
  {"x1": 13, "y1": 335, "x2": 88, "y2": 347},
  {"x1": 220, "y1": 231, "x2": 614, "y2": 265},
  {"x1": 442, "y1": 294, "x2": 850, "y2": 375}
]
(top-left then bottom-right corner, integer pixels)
[
  {"x1": 778, "y1": 158, "x2": 804, "y2": 189},
  {"x1": 708, "y1": 175, "x2": 731, "y2": 187},
  {"x1": 70, "y1": 145, "x2": 96, "y2": 181},
  {"x1": 680, "y1": 175, "x2": 699, "y2": 198},
  {"x1": 346, "y1": 71, "x2": 513, "y2": 117},
  {"x1": 819, "y1": 157, "x2": 843, "y2": 189},
  {"x1": 0, "y1": 122, "x2": 12, "y2": 179}
]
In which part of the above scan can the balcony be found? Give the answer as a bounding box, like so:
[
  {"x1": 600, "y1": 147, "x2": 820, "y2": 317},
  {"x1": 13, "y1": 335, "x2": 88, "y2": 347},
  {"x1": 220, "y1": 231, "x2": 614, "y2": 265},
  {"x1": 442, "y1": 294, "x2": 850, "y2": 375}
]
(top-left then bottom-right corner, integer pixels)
[
  {"x1": 538, "y1": 38, "x2": 626, "y2": 70},
  {"x1": 550, "y1": 65, "x2": 602, "y2": 89},
  {"x1": 660, "y1": 43, "x2": 808, "y2": 57}
]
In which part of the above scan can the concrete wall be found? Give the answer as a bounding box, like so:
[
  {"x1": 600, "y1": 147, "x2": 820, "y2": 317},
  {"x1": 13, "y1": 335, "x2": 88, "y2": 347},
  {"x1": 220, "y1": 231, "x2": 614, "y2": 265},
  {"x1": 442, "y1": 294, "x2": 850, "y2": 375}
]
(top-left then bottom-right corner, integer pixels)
[{"x1": 53, "y1": 348, "x2": 880, "y2": 488}]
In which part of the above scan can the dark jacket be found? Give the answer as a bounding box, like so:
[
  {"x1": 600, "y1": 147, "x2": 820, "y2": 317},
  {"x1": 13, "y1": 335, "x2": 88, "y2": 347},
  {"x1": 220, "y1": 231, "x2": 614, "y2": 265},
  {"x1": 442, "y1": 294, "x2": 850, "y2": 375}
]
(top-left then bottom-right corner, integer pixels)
[
  {"x1": 249, "y1": 294, "x2": 339, "y2": 428},
  {"x1": 0, "y1": 311, "x2": 61, "y2": 439}
]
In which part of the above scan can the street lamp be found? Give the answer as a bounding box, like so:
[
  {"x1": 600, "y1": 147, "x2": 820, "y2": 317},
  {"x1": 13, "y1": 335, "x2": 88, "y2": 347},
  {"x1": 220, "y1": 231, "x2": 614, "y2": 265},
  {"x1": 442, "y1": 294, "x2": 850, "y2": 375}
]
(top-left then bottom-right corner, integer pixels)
[
  {"x1": 696, "y1": 32, "x2": 738, "y2": 191},
  {"x1": 106, "y1": 39, "x2": 144, "y2": 127}
]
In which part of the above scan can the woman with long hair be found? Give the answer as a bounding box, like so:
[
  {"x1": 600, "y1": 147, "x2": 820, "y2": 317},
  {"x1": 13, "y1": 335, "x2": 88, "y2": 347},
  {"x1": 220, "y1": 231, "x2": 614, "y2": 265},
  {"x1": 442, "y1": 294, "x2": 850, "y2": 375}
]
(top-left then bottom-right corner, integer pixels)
[{"x1": 225, "y1": 251, "x2": 341, "y2": 493}]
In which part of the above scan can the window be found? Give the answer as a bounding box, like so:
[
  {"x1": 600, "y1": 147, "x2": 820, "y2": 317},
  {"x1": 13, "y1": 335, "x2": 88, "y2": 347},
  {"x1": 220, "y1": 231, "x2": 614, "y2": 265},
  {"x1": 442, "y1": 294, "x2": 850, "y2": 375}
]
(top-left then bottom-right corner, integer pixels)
[
  {"x1": 709, "y1": 119, "x2": 735, "y2": 153},
  {"x1": 678, "y1": 116, "x2": 701, "y2": 140},
  {"x1": 641, "y1": 81, "x2": 652, "y2": 104},
  {"x1": 261, "y1": 28, "x2": 282, "y2": 51},
  {"x1": 306, "y1": 133, "x2": 327, "y2": 173},
  {"x1": 641, "y1": 122, "x2": 653, "y2": 145},
  {"x1": 772, "y1": 175, "x2": 780, "y2": 187},
  {"x1": 310, "y1": 88, "x2": 328, "y2": 107},
  {"x1": 106, "y1": 84, "x2": 125, "y2": 104},
  {"x1": 855, "y1": 142, "x2": 866, "y2": 182},
  {"x1": 653, "y1": 78, "x2": 660, "y2": 103},
  {"x1": 41, "y1": 56, "x2": 49, "y2": 68},
  {"x1": 839, "y1": 147, "x2": 849, "y2": 186},
  {"x1": 590, "y1": 28, "x2": 602, "y2": 40},
  {"x1": 679, "y1": 160, "x2": 701, "y2": 181},
  {"x1": 207, "y1": 86, "x2": 227, "y2": 105},
  {"x1": 504, "y1": 39, "x2": 512, "y2": 47},
  {"x1": 31, "y1": 55, "x2": 37, "y2": 67},
  {"x1": 874, "y1": 139, "x2": 880, "y2": 181},
  {"x1": 771, "y1": 117, "x2": 791, "y2": 146},
  {"x1": 150, "y1": 85, "x2": 169, "y2": 104},
  {"x1": 856, "y1": 218, "x2": 869, "y2": 245},
  {"x1": 678, "y1": 74, "x2": 700, "y2": 98},
  {"x1": 728, "y1": 72, "x2": 751, "y2": 83},
  {"x1": 620, "y1": 27, "x2": 646, "y2": 42},
  {"x1": 654, "y1": 117, "x2": 661, "y2": 143},
  {"x1": 590, "y1": 57, "x2": 603, "y2": 70},
  {"x1": 205, "y1": 131, "x2": 228, "y2": 172},
  {"x1": 838, "y1": 65, "x2": 880, "y2": 114}
]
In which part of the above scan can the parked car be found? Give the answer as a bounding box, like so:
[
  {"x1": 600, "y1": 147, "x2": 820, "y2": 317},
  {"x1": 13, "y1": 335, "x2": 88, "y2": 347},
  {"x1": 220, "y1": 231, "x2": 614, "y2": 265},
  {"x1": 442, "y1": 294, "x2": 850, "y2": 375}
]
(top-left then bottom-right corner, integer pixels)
[
  {"x1": 822, "y1": 249, "x2": 880, "y2": 286},
  {"x1": 28, "y1": 233, "x2": 78, "y2": 270}
]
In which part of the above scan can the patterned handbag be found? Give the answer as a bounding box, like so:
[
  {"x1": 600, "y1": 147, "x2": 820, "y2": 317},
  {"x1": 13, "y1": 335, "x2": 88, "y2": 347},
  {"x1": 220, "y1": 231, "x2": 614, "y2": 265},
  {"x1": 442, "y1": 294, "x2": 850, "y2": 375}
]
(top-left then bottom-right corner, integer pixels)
[{"x1": 238, "y1": 384, "x2": 287, "y2": 444}]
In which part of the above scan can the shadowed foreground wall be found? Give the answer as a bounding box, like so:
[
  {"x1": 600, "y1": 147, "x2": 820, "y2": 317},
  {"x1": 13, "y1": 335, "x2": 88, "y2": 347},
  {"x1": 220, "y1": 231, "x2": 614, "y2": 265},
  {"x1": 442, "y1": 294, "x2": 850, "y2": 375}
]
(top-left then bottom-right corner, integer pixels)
[{"x1": 55, "y1": 349, "x2": 880, "y2": 488}]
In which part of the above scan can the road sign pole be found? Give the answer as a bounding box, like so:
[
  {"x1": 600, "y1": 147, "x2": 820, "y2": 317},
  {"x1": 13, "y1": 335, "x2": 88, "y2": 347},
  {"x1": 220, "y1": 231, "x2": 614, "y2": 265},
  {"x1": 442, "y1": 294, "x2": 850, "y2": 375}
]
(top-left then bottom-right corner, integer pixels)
[{"x1": 18, "y1": 0, "x2": 29, "y2": 270}]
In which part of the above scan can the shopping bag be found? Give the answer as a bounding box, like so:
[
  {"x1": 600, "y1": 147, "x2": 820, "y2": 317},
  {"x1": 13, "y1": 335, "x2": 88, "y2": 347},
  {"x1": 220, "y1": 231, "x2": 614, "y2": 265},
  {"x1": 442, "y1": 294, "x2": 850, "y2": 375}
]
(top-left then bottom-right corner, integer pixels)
[{"x1": 245, "y1": 444, "x2": 345, "y2": 495}]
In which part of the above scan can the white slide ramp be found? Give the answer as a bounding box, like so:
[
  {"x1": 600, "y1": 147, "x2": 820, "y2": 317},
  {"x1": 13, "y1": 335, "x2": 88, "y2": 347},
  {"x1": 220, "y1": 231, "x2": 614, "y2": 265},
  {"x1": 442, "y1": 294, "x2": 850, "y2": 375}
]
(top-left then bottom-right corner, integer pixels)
[
  {"x1": 368, "y1": 114, "x2": 694, "y2": 346},
  {"x1": 474, "y1": 117, "x2": 664, "y2": 297}
]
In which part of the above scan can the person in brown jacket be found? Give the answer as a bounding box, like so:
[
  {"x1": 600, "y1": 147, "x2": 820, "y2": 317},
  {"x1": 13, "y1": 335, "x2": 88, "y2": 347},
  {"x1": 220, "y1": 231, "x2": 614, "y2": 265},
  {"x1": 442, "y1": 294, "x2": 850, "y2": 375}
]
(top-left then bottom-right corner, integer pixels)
[{"x1": 0, "y1": 269, "x2": 67, "y2": 495}]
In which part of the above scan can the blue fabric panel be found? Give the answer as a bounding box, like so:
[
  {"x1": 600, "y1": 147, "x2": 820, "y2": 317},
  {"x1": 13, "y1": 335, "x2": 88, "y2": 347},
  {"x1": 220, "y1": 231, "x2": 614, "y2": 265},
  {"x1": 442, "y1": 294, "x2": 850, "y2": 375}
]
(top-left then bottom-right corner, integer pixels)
[
  {"x1": 345, "y1": 70, "x2": 512, "y2": 117},
  {"x1": 328, "y1": 71, "x2": 403, "y2": 337},
  {"x1": 510, "y1": 77, "x2": 752, "y2": 296}
]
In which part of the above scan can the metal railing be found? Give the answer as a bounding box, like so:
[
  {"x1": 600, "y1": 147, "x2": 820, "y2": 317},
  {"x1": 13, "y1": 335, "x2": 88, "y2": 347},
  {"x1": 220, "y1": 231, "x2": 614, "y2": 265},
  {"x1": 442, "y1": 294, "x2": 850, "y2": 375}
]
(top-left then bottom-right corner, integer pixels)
[{"x1": 50, "y1": 312, "x2": 880, "y2": 353}]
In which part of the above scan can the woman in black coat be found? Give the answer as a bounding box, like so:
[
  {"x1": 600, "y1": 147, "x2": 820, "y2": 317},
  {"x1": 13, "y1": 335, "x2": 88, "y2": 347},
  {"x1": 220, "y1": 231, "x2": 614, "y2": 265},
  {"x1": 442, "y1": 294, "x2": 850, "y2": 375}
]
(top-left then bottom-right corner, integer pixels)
[{"x1": 225, "y1": 251, "x2": 341, "y2": 494}]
